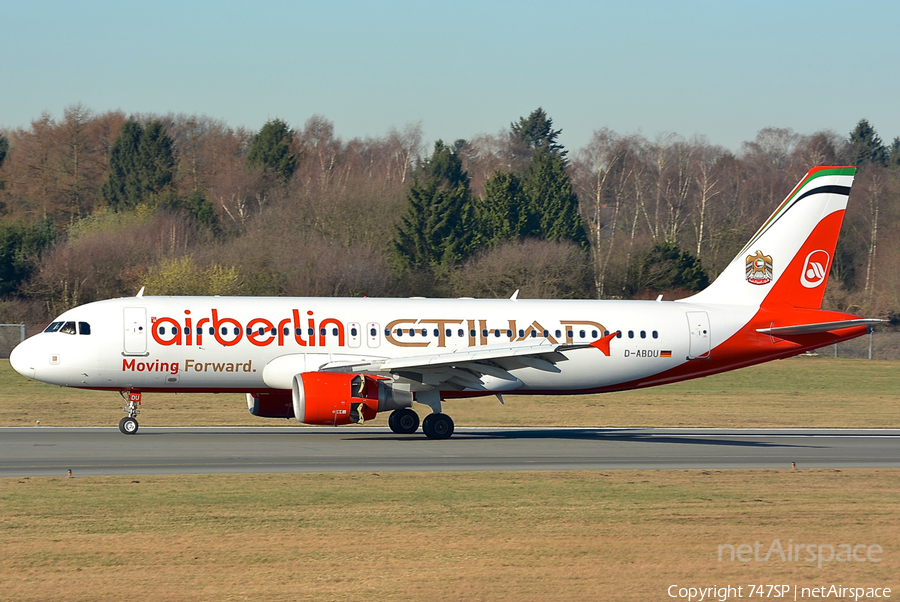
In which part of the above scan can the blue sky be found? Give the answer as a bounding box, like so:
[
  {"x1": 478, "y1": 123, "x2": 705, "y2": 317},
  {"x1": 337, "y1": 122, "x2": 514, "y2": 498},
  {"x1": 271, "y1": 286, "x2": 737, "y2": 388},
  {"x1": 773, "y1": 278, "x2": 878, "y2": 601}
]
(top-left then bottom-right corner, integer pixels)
[{"x1": 3, "y1": 0, "x2": 898, "y2": 153}]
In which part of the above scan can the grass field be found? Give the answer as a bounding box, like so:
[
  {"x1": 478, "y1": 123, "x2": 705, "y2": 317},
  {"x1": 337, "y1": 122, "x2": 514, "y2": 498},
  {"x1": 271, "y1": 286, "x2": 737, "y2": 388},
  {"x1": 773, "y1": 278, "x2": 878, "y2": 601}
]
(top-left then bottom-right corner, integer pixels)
[
  {"x1": 2, "y1": 357, "x2": 899, "y2": 429},
  {"x1": 3, "y1": 358, "x2": 898, "y2": 601},
  {"x1": 1, "y1": 470, "x2": 897, "y2": 601}
]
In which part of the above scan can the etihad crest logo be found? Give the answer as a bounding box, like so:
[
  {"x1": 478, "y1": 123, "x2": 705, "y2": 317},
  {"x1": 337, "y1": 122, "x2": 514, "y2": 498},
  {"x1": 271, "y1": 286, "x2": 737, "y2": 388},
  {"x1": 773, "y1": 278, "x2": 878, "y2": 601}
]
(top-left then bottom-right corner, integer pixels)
[{"x1": 745, "y1": 250, "x2": 773, "y2": 285}]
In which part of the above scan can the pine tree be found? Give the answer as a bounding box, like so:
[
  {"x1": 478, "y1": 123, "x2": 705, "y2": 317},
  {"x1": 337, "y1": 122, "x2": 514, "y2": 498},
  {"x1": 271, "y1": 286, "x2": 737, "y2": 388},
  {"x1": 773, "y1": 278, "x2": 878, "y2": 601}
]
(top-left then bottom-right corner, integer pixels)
[
  {"x1": 847, "y1": 119, "x2": 887, "y2": 167},
  {"x1": 0, "y1": 132, "x2": 8, "y2": 169},
  {"x1": 138, "y1": 121, "x2": 175, "y2": 198},
  {"x1": 0, "y1": 132, "x2": 8, "y2": 191},
  {"x1": 393, "y1": 141, "x2": 476, "y2": 270},
  {"x1": 247, "y1": 118, "x2": 297, "y2": 182},
  {"x1": 100, "y1": 119, "x2": 176, "y2": 210},
  {"x1": 510, "y1": 107, "x2": 566, "y2": 159},
  {"x1": 100, "y1": 120, "x2": 142, "y2": 210},
  {"x1": 0, "y1": 220, "x2": 56, "y2": 296},
  {"x1": 522, "y1": 149, "x2": 588, "y2": 246},
  {"x1": 888, "y1": 137, "x2": 900, "y2": 170},
  {"x1": 480, "y1": 170, "x2": 528, "y2": 245},
  {"x1": 628, "y1": 241, "x2": 708, "y2": 295}
]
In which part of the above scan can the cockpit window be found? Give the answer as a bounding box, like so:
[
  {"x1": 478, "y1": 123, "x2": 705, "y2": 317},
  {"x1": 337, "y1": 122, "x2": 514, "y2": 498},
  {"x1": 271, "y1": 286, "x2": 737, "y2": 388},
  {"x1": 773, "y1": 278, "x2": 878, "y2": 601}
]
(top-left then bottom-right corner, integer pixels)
[
  {"x1": 44, "y1": 322, "x2": 64, "y2": 333},
  {"x1": 60, "y1": 321, "x2": 77, "y2": 335},
  {"x1": 78, "y1": 322, "x2": 91, "y2": 335}
]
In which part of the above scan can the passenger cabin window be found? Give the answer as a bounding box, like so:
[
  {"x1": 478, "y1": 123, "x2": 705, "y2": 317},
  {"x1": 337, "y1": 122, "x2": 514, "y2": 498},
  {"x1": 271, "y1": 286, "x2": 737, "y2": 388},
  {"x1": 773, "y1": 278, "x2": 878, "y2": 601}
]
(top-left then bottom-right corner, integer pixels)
[
  {"x1": 628, "y1": 330, "x2": 634, "y2": 338},
  {"x1": 640, "y1": 330, "x2": 646, "y2": 339},
  {"x1": 652, "y1": 330, "x2": 659, "y2": 339}
]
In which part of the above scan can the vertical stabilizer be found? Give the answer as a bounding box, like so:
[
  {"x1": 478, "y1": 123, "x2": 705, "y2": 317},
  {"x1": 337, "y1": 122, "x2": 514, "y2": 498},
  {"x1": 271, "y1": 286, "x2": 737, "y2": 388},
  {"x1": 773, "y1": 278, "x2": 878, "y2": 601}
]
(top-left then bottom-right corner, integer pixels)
[{"x1": 683, "y1": 166, "x2": 855, "y2": 309}]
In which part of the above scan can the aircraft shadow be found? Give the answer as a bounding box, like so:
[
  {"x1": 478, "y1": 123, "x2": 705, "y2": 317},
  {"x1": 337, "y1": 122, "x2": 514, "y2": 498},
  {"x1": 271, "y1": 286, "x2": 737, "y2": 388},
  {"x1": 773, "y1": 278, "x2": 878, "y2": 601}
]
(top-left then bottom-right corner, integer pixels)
[{"x1": 346, "y1": 428, "x2": 825, "y2": 449}]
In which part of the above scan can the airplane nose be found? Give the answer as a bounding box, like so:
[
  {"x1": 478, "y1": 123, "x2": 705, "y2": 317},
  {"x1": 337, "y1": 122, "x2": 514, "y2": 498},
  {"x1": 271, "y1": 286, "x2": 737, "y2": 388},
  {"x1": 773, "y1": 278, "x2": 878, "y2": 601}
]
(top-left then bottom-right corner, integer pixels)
[{"x1": 9, "y1": 339, "x2": 36, "y2": 380}]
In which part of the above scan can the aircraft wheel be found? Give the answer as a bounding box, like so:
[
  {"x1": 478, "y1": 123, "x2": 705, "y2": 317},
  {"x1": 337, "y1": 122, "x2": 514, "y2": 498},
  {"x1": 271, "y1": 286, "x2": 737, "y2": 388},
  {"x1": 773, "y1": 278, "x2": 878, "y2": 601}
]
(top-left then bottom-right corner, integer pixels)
[
  {"x1": 388, "y1": 411, "x2": 397, "y2": 432},
  {"x1": 390, "y1": 408, "x2": 420, "y2": 434},
  {"x1": 119, "y1": 416, "x2": 139, "y2": 435},
  {"x1": 422, "y1": 413, "x2": 454, "y2": 440}
]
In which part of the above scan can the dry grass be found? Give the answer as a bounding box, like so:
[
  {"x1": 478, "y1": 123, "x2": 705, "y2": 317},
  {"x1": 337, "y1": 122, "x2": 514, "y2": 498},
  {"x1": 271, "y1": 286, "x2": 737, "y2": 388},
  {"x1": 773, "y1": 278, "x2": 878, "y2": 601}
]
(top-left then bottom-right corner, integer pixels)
[
  {"x1": 1, "y1": 470, "x2": 897, "y2": 601},
  {"x1": 2, "y1": 357, "x2": 899, "y2": 428}
]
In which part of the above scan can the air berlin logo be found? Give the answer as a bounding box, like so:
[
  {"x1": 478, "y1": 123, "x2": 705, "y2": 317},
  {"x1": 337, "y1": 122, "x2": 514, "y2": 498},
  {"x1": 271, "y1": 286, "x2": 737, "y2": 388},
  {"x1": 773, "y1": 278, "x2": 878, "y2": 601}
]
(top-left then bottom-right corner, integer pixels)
[
  {"x1": 745, "y1": 250, "x2": 773, "y2": 285},
  {"x1": 800, "y1": 250, "x2": 830, "y2": 288}
]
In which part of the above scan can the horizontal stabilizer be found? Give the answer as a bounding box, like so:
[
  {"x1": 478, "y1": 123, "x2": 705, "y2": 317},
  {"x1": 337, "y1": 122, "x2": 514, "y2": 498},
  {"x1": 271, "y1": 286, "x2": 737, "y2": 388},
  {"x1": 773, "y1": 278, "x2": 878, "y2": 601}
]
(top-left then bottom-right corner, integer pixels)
[{"x1": 756, "y1": 319, "x2": 884, "y2": 336}]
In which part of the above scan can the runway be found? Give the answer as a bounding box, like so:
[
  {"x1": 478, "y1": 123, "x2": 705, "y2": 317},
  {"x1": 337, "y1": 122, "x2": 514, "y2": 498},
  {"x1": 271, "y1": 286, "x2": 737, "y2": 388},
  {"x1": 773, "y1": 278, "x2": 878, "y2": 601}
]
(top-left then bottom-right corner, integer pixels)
[{"x1": 2, "y1": 426, "x2": 899, "y2": 477}]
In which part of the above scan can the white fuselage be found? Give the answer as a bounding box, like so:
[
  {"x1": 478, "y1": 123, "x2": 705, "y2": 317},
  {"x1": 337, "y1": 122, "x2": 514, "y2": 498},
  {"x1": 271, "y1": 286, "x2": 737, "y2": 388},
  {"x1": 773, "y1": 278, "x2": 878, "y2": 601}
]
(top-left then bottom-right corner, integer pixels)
[{"x1": 11, "y1": 295, "x2": 756, "y2": 396}]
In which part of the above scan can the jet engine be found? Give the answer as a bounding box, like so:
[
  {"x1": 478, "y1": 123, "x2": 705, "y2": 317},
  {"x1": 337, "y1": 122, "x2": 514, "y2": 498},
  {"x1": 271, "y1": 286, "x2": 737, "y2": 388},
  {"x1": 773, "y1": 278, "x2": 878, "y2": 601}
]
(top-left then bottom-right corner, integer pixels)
[
  {"x1": 247, "y1": 391, "x2": 295, "y2": 418},
  {"x1": 291, "y1": 372, "x2": 410, "y2": 425}
]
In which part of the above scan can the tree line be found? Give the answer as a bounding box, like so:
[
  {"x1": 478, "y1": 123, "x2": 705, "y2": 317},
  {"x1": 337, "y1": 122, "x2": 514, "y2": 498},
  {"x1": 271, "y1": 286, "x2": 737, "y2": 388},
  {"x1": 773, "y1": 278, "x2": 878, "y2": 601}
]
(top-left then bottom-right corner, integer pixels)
[{"x1": 1, "y1": 104, "x2": 899, "y2": 328}]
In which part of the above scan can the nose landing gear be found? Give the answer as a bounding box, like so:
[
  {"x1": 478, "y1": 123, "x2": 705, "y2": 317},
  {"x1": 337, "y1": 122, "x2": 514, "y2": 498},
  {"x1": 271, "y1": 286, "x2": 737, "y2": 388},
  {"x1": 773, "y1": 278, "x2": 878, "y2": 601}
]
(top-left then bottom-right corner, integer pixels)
[{"x1": 119, "y1": 390, "x2": 141, "y2": 434}]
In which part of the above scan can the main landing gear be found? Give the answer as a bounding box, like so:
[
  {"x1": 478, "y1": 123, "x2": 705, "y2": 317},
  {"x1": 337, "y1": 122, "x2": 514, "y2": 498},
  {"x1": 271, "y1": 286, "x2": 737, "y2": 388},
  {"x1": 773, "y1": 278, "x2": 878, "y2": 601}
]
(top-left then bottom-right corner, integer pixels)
[
  {"x1": 387, "y1": 407, "x2": 454, "y2": 440},
  {"x1": 119, "y1": 391, "x2": 141, "y2": 435},
  {"x1": 388, "y1": 407, "x2": 420, "y2": 435},
  {"x1": 422, "y1": 412, "x2": 454, "y2": 439}
]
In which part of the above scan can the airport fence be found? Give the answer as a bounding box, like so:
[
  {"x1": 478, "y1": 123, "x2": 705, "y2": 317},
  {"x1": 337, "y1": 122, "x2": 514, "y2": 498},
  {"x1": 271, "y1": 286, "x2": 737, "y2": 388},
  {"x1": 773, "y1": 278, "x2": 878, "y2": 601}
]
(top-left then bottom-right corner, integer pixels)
[
  {"x1": 816, "y1": 329, "x2": 900, "y2": 361},
  {"x1": 1, "y1": 324, "x2": 26, "y2": 359}
]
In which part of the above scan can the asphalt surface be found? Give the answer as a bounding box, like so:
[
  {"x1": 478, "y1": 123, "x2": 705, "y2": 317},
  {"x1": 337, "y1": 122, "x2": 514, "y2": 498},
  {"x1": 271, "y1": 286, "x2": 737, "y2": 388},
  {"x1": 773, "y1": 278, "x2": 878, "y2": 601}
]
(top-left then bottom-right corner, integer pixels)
[{"x1": 1, "y1": 426, "x2": 899, "y2": 477}]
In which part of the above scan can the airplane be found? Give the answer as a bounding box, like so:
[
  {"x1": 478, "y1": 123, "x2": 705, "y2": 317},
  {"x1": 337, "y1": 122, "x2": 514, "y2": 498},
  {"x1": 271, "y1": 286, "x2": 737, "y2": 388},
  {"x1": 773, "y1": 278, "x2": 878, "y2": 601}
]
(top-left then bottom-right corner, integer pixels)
[{"x1": 8, "y1": 166, "x2": 882, "y2": 439}]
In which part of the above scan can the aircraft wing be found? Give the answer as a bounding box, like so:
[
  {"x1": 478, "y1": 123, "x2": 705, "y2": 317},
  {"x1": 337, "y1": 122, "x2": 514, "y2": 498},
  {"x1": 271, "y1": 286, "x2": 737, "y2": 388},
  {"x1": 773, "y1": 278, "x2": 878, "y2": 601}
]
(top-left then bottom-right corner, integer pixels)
[
  {"x1": 756, "y1": 319, "x2": 884, "y2": 336},
  {"x1": 323, "y1": 341, "x2": 600, "y2": 392}
]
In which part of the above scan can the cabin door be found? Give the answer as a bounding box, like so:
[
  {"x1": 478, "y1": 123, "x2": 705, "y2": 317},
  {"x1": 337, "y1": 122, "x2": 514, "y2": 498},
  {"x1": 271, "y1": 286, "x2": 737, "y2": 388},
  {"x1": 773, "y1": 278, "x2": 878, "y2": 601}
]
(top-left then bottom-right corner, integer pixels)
[
  {"x1": 123, "y1": 307, "x2": 148, "y2": 355},
  {"x1": 686, "y1": 311, "x2": 711, "y2": 360}
]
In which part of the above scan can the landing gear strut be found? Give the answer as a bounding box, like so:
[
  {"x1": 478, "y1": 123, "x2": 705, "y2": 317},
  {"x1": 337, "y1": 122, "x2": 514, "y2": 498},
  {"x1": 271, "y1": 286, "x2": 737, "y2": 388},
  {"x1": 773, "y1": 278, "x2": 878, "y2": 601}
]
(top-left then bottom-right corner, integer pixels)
[
  {"x1": 415, "y1": 389, "x2": 454, "y2": 439},
  {"x1": 388, "y1": 408, "x2": 420, "y2": 434},
  {"x1": 119, "y1": 391, "x2": 141, "y2": 435}
]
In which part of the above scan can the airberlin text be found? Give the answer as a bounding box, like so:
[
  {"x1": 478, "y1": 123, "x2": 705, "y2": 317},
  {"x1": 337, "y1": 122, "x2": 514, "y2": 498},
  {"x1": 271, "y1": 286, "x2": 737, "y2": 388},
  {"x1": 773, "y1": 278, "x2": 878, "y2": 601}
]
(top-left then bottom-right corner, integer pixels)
[{"x1": 149, "y1": 309, "x2": 607, "y2": 349}]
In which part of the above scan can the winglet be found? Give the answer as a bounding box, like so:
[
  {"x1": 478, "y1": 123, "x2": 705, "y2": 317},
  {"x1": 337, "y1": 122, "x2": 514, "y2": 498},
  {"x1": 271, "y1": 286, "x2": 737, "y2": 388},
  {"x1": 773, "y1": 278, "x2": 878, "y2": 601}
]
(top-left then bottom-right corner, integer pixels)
[{"x1": 589, "y1": 331, "x2": 618, "y2": 356}]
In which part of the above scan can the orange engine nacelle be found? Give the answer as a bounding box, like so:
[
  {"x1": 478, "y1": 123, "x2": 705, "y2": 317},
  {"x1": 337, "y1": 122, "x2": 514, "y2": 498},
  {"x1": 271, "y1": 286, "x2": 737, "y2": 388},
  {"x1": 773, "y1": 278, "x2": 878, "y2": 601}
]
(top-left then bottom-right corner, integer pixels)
[{"x1": 292, "y1": 372, "x2": 381, "y2": 425}]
